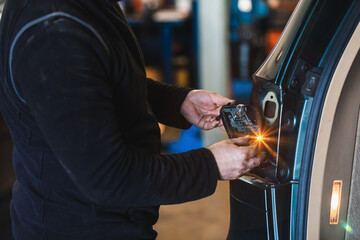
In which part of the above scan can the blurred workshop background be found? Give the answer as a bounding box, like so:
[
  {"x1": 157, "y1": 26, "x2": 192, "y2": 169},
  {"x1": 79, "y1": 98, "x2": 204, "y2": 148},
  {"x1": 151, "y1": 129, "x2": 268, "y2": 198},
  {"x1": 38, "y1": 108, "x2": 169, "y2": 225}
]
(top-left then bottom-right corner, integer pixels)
[{"x1": 0, "y1": 0, "x2": 297, "y2": 239}]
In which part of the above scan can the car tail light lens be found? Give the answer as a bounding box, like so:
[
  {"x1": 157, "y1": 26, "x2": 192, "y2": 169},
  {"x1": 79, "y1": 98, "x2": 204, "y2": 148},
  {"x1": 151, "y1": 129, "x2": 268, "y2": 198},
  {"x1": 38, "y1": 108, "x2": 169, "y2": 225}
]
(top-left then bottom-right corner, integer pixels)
[{"x1": 329, "y1": 180, "x2": 342, "y2": 225}]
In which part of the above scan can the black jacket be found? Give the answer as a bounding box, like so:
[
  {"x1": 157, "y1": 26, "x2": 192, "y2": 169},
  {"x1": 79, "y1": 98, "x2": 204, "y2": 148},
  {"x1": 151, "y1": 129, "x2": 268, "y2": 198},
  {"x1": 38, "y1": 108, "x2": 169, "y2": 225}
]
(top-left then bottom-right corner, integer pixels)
[{"x1": 0, "y1": 0, "x2": 219, "y2": 239}]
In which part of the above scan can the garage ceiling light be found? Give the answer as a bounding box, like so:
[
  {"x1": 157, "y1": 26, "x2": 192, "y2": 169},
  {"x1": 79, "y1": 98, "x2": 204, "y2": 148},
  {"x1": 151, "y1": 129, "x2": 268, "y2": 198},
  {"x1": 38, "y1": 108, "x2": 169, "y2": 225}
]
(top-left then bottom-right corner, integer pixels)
[{"x1": 238, "y1": 0, "x2": 252, "y2": 13}]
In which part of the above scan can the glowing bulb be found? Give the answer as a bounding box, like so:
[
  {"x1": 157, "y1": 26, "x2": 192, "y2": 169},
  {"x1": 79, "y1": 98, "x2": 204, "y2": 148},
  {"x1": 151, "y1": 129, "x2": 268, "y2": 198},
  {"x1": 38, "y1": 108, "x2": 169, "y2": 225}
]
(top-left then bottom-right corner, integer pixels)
[
  {"x1": 238, "y1": 0, "x2": 253, "y2": 13},
  {"x1": 257, "y1": 136, "x2": 263, "y2": 141}
]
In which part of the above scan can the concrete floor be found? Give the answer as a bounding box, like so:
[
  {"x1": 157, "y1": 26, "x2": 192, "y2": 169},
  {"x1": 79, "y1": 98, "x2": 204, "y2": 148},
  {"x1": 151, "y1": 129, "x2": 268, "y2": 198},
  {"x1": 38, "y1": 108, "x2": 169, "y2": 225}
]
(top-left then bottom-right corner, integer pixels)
[{"x1": 154, "y1": 181, "x2": 230, "y2": 240}]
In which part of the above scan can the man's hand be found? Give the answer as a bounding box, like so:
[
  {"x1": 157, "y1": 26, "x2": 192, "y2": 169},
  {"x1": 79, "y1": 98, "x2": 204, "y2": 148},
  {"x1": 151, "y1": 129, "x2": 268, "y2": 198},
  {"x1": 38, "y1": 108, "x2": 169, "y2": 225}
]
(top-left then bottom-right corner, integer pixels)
[
  {"x1": 180, "y1": 90, "x2": 234, "y2": 130},
  {"x1": 208, "y1": 137, "x2": 266, "y2": 180}
]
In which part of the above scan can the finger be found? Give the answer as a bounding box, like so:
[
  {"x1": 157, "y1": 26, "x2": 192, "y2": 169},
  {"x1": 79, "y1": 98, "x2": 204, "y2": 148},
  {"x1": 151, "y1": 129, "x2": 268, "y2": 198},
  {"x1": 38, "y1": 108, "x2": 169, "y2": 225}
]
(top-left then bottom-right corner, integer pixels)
[
  {"x1": 243, "y1": 145, "x2": 257, "y2": 158},
  {"x1": 246, "y1": 152, "x2": 267, "y2": 168},
  {"x1": 210, "y1": 92, "x2": 235, "y2": 107},
  {"x1": 248, "y1": 158, "x2": 262, "y2": 169},
  {"x1": 259, "y1": 152, "x2": 267, "y2": 160},
  {"x1": 203, "y1": 119, "x2": 219, "y2": 130},
  {"x1": 199, "y1": 115, "x2": 220, "y2": 130},
  {"x1": 231, "y1": 137, "x2": 250, "y2": 146}
]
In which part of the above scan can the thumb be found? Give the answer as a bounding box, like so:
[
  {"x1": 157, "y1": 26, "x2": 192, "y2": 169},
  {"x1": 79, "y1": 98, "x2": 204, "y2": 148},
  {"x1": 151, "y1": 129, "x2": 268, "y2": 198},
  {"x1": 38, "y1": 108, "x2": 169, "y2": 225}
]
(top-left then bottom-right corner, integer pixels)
[{"x1": 230, "y1": 137, "x2": 250, "y2": 146}]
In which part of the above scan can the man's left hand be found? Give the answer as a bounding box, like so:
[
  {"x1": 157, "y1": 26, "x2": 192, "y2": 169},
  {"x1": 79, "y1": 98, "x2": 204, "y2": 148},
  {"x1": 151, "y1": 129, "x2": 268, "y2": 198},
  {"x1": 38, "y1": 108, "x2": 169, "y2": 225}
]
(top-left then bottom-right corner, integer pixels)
[{"x1": 180, "y1": 90, "x2": 235, "y2": 130}]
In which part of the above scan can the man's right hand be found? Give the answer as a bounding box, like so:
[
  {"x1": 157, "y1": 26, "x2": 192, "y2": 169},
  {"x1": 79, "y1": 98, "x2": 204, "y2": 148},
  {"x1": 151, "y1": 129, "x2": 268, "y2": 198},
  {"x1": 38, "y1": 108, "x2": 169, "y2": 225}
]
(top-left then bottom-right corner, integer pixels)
[{"x1": 207, "y1": 137, "x2": 265, "y2": 180}]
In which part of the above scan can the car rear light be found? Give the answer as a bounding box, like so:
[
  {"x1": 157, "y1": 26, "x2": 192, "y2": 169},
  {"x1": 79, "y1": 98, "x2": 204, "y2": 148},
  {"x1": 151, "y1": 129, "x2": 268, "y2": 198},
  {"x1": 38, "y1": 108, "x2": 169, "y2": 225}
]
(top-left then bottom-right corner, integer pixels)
[{"x1": 329, "y1": 180, "x2": 342, "y2": 225}]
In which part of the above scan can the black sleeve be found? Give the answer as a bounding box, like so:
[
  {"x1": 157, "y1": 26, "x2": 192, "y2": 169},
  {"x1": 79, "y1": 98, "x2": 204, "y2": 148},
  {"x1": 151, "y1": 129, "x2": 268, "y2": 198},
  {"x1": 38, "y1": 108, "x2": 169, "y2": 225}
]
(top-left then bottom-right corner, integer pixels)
[
  {"x1": 147, "y1": 78, "x2": 192, "y2": 129},
  {"x1": 11, "y1": 17, "x2": 218, "y2": 206}
]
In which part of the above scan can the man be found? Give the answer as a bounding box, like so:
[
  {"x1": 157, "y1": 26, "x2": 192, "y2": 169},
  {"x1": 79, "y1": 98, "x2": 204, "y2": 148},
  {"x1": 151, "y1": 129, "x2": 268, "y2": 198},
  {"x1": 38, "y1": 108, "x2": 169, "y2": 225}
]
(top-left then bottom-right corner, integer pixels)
[{"x1": 0, "y1": 0, "x2": 264, "y2": 239}]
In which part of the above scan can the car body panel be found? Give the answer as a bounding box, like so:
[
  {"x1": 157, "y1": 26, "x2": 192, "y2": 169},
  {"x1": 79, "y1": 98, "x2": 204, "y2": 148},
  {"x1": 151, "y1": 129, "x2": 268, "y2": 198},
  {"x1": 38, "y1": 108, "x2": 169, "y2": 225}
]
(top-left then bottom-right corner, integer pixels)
[{"x1": 228, "y1": 0, "x2": 360, "y2": 239}]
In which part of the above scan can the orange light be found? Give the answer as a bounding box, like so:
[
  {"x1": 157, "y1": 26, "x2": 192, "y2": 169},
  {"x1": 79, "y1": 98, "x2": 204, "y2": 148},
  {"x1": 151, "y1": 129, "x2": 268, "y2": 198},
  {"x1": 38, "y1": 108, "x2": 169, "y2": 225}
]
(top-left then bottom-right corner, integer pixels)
[
  {"x1": 329, "y1": 180, "x2": 342, "y2": 225},
  {"x1": 251, "y1": 133, "x2": 266, "y2": 145}
]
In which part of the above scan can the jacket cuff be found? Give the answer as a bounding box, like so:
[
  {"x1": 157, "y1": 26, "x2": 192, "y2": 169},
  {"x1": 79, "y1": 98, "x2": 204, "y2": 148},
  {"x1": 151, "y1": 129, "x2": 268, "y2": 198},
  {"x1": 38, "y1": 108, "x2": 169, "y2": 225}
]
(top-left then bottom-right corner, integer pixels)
[
  {"x1": 191, "y1": 148, "x2": 219, "y2": 194},
  {"x1": 176, "y1": 88, "x2": 193, "y2": 129}
]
